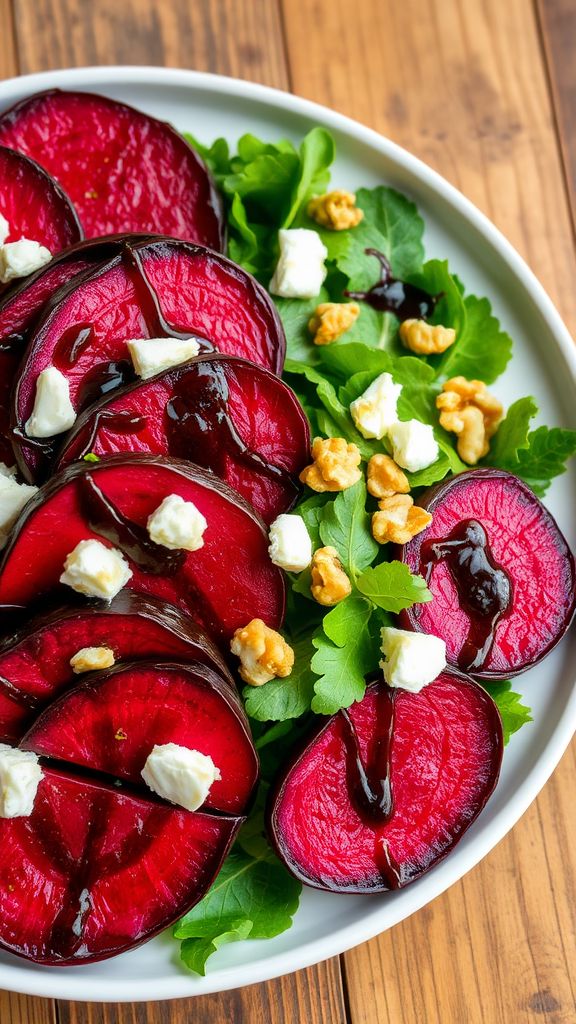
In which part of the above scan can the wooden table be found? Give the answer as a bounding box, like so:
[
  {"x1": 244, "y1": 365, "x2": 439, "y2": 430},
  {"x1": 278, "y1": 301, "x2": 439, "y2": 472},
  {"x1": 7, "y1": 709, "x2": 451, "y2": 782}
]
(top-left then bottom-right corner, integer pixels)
[{"x1": 1, "y1": 0, "x2": 575, "y2": 1021}]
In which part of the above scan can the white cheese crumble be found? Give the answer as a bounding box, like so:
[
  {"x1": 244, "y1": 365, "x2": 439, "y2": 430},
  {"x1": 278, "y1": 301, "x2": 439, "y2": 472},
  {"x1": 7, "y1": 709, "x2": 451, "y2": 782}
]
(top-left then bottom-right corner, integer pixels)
[
  {"x1": 147, "y1": 493, "x2": 207, "y2": 552},
  {"x1": 0, "y1": 239, "x2": 52, "y2": 284},
  {"x1": 387, "y1": 419, "x2": 439, "y2": 473},
  {"x1": 269, "y1": 228, "x2": 328, "y2": 299},
  {"x1": 0, "y1": 474, "x2": 38, "y2": 548},
  {"x1": 70, "y1": 646, "x2": 116, "y2": 674},
  {"x1": 349, "y1": 372, "x2": 402, "y2": 440},
  {"x1": 141, "y1": 743, "x2": 221, "y2": 812},
  {"x1": 0, "y1": 744, "x2": 43, "y2": 818},
  {"x1": 0, "y1": 213, "x2": 9, "y2": 246},
  {"x1": 60, "y1": 539, "x2": 133, "y2": 600},
  {"x1": 380, "y1": 626, "x2": 447, "y2": 693},
  {"x1": 25, "y1": 366, "x2": 77, "y2": 438},
  {"x1": 0, "y1": 463, "x2": 17, "y2": 478},
  {"x1": 126, "y1": 337, "x2": 201, "y2": 380},
  {"x1": 268, "y1": 514, "x2": 312, "y2": 572}
]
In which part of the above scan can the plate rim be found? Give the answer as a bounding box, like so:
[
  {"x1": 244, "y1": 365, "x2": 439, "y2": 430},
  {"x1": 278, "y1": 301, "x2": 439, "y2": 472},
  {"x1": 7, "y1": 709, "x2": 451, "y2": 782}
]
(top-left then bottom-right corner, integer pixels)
[{"x1": 0, "y1": 63, "x2": 574, "y2": 1003}]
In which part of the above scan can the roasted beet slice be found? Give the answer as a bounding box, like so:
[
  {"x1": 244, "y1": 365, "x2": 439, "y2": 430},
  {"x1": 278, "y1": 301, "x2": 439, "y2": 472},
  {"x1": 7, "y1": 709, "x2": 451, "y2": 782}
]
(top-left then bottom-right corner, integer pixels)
[
  {"x1": 0, "y1": 144, "x2": 82, "y2": 259},
  {"x1": 0, "y1": 455, "x2": 285, "y2": 645},
  {"x1": 398, "y1": 469, "x2": 576, "y2": 678},
  {"x1": 13, "y1": 239, "x2": 286, "y2": 480},
  {"x1": 0, "y1": 90, "x2": 224, "y2": 249},
  {"x1": 57, "y1": 354, "x2": 310, "y2": 524},
  {"x1": 0, "y1": 765, "x2": 241, "y2": 965},
  {"x1": 22, "y1": 661, "x2": 258, "y2": 814},
  {"x1": 0, "y1": 592, "x2": 232, "y2": 744},
  {"x1": 268, "y1": 672, "x2": 503, "y2": 893}
]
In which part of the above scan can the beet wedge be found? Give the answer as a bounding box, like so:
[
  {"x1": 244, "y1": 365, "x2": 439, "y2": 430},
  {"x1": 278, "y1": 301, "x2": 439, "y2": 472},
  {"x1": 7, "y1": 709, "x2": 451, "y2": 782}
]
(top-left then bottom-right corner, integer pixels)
[
  {"x1": 0, "y1": 90, "x2": 224, "y2": 249},
  {"x1": 57, "y1": 354, "x2": 310, "y2": 524},
  {"x1": 0, "y1": 592, "x2": 232, "y2": 744},
  {"x1": 22, "y1": 660, "x2": 258, "y2": 814},
  {"x1": 0, "y1": 455, "x2": 285, "y2": 645},
  {"x1": 268, "y1": 671, "x2": 503, "y2": 893},
  {"x1": 0, "y1": 144, "x2": 82, "y2": 261},
  {"x1": 13, "y1": 239, "x2": 286, "y2": 480},
  {"x1": 0, "y1": 764, "x2": 241, "y2": 965},
  {"x1": 398, "y1": 469, "x2": 576, "y2": 678}
]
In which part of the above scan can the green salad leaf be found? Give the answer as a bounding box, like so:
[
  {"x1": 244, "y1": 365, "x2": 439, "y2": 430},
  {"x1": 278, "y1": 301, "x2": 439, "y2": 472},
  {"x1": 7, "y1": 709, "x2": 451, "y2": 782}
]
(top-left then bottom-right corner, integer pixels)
[
  {"x1": 310, "y1": 596, "x2": 377, "y2": 714},
  {"x1": 318, "y1": 480, "x2": 378, "y2": 578},
  {"x1": 481, "y1": 680, "x2": 533, "y2": 744},
  {"x1": 485, "y1": 397, "x2": 576, "y2": 494},
  {"x1": 356, "y1": 561, "x2": 433, "y2": 613},
  {"x1": 242, "y1": 635, "x2": 316, "y2": 722}
]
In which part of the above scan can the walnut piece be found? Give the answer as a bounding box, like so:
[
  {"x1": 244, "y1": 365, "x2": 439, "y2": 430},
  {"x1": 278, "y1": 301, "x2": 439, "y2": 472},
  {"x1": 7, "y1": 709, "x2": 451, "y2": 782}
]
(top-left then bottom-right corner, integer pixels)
[
  {"x1": 399, "y1": 318, "x2": 456, "y2": 355},
  {"x1": 437, "y1": 376, "x2": 503, "y2": 464},
  {"x1": 230, "y1": 618, "x2": 294, "y2": 687},
  {"x1": 372, "y1": 495, "x2": 433, "y2": 545},
  {"x1": 69, "y1": 646, "x2": 116, "y2": 674},
  {"x1": 307, "y1": 190, "x2": 364, "y2": 231},
  {"x1": 300, "y1": 436, "x2": 362, "y2": 492},
  {"x1": 367, "y1": 454, "x2": 410, "y2": 499},
  {"x1": 308, "y1": 302, "x2": 360, "y2": 346},
  {"x1": 310, "y1": 546, "x2": 352, "y2": 606}
]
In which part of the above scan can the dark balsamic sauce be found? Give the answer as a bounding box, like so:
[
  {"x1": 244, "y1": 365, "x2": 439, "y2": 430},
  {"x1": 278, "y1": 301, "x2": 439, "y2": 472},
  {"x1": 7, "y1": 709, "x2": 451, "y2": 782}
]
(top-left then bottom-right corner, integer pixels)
[
  {"x1": 78, "y1": 473, "x2": 184, "y2": 576},
  {"x1": 53, "y1": 323, "x2": 95, "y2": 368},
  {"x1": 0, "y1": 332, "x2": 24, "y2": 354},
  {"x1": 421, "y1": 518, "x2": 513, "y2": 672},
  {"x1": 345, "y1": 249, "x2": 439, "y2": 320},
  {"x1": 0, "y1": 672, "x2": 40, "y2": 710},
  {"x1": 76, "y1": 360, "x2": 135, "y2": 410},
  {"x1": 75, "y1": 409, "x2": 148, "y2": 459}
]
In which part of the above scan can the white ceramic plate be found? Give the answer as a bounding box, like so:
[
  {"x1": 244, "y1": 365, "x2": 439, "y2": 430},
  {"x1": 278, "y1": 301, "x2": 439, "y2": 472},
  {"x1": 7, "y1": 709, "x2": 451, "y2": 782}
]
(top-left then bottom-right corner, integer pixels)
[{"x1": 0, "y1": 65, "x2": 574, "y2": 1004}]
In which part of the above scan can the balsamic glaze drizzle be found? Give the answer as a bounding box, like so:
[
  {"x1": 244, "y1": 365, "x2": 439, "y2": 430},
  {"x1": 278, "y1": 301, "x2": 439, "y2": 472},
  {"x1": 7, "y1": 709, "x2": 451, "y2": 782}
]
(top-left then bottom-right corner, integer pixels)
[
  {"x1": 345, "y1": 249, "x2": 439, "y2": 320},
  {"x1": 75, "y1": 409, "x2": 148, "y2": 460}
]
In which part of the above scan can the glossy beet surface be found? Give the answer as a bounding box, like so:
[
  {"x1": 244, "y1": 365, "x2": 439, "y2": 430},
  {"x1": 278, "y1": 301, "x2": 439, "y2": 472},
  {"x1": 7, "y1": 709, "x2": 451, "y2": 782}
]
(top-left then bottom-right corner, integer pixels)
[
  {"x1": 57, "y1": 355, "x2": 310, "y2": 524},
  {"x1": 0, "y1": 144, "x2": 82, "y2": 257},
  {"x1": 0, "y1": 765, "x2": 241, "y2": 965},
  {"x1": 0, "y1": 90, "x2": 224, "y2": 248},
  {"x1": 0, "y1": 455, "x2": 285, "y2": 645},
  {"x1": 23, "y1": 661, "x2": 258, "y2": 814},
  {"x1": 399, "y1": 469, "x2": 576, "y2": 678},
  {"x1": 0, "y1": 592, "x2": 231, "y2": 744},
  {"x1": 269, "y1": 673, "x2": 503, "y2": 893}
]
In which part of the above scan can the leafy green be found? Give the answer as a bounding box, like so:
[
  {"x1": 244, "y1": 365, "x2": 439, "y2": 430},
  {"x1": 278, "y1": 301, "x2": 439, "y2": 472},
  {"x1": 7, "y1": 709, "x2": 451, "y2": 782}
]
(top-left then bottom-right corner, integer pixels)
[
  {"x1": 310, "y1": 596, "x2": 377, "y2": 714},
  {"x1": 83, "y1": 452, "x2": 100, "y2": 463},
  {"x1": 356, "y1": 561, "x2": 433, "y2": 613},
  {"x1": 485, "y1": 396, "x2": 538, "y2": 466},
  {"x1": 318, "y1": 480, "x2": 378, "y2": 578},
  {"x1": 481, "y1": 680, "x2": 533, "y2": 744},
  {"x1": 486, "y1": 397, "x2": 576, "y2": 494},
  {"x1": 437, "y1": 293, "x2": 513, "y2": 383},
  {"x1": 242, "y1": 635, "x2": 316, "y2": 722}
]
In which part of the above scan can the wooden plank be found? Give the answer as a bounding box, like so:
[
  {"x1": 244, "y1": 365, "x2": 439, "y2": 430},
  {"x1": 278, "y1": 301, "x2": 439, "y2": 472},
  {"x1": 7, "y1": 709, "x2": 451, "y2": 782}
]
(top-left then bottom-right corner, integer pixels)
[
  {"x1": 537, "y1": 0, "x2": 576, "y2": 233},
  {"x1": 0, "y1": 992, "x2": 56, "y2": 1024},
  {"x1": 0, "y1": 0, "x2": 18, "y2": 78}
]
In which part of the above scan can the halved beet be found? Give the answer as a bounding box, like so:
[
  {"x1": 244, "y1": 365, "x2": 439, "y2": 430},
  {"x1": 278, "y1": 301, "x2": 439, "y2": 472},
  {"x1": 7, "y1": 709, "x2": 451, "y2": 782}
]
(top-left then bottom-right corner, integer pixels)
[
  {"x1": 56, "y1": 354, "x2": 310, "y2": 524},
  {"x1": 0, "y1": 455, "x2": 285, "y2": 646},
  {"x1": 0, "y1": 765, "x2": 241, "y2": 965},
  {"x1": 22, "y1": 661, "x2": 258, "y2": 814},
  {"x1": 13, "y1": 239, "x2": 286, "y2": 480},
  {"x1": 0, "y1": 144, "x2": 82, "y2": 259},
  {"x1": 398, "y1": 469, "x2": 576, "y2": 678},
  {"x1": 0, "y1": 90, "x2": 224, "y2": 249},
  {"x1": 0, "y1": 592, "x2": 232, "y2": 744},
  {"x1": 268, "y1": 672, "x2": 503, "y2": 893}
]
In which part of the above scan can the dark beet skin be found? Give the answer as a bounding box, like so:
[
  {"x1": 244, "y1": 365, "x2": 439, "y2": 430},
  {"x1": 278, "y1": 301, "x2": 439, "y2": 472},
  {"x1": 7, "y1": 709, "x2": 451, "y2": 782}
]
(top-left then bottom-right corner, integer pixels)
[
  {"x1": 268, "y1": 672, "x2": 503, "y2": 893},
  {"x1": 0, "y1": 592, "x2": 232, "y2": 744},
  {"x1": 0, "y1": 144, "x2": 82, "y2": 258},
  {"x1": 0, "y1": 765, "x2": 242, "y2": 965},
  {"x1": 56, "y1": 354, "x2": 310, "y2": 524},
  {"x1": 398, "y1": 469, "x2": 576, "y2": 678},
  {"x1": 22, "y1": 660, "x2": 258, "y2": 815},
  {"x1": 0, "y1": 90, "x2": 224, "y2": 249},
  {"x1": 0, "y1": 455, "x2": 285, "y2": 646}
]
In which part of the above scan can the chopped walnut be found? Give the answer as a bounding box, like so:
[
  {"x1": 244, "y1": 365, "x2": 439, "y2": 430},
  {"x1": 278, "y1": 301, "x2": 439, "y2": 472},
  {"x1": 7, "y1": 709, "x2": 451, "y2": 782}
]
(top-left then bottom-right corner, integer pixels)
[
  {"x1": 230, "y1": 618, "x2": 294, "y2": 687},
  {"x1": 307, "y1": 190, "x2": 364, "y2": 231},
  {"x1": 70, "y1": 646, "x2": 116, "y2": 674},
  {"x1": 399, "y1": 318, "x2": 456, "y2": 355},
  {"x1": 437, "y1": 376, "x2": 503, "y2": 464},
  {"x1": 308, "y1": 302, "x2": 360, "y2": 346},
  {"x1": 300, "y1": 437, "x2": 362, "y2": 492},
  {"x1": 310, "y1": 546, "x2": 352, "y2": 606},
  {"x1": 367, "y1": 454, "x2": 410, "y2": 499},
  {"x1": 372, "y1": 495, "x2": 433, "y2": 545}
]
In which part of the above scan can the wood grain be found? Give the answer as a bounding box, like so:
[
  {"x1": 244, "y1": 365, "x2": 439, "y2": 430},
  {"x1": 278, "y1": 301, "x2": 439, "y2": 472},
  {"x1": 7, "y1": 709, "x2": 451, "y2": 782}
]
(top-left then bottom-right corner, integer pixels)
[
  {"x1": 0, "y1": 992, "x2": 55, "y2": 1024},
  {"x1": 538, "y1": 0, "x2": 576, "y2": 232},
  {"x1": 0, "y1": 0, "x2": 18, "y2": 78}
]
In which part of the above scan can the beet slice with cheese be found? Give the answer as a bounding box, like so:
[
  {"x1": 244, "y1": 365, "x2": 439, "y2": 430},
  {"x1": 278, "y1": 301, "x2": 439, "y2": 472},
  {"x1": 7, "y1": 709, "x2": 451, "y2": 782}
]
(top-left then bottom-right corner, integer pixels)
[
  {"x1": 268, "y1": 672, "x2": 503, "y2": 893},
  {"x1": 56, "y1": 354, "x2": 310, "y2": 524},
  {"x1": 22, "y1": 661, "x2": 258, "y2": 814},
  {"x1": 12, "y1": 239, "x2": 286, "y2": 480},
  {"x1": 0, "y1": 90, "x2": 224, "y2": 249},
  {"x1": 0, "y1": 455, "x2": 285, "y2": 645},
  {"x1": 397, "y1": 469, "x2": 576, "y2": 678},
  {"x1": 0, "y1": 592, "x2": 232, "y2": 744},
  {"x1": 0, "y1": 765, "x2": 241, "y2": 965}
]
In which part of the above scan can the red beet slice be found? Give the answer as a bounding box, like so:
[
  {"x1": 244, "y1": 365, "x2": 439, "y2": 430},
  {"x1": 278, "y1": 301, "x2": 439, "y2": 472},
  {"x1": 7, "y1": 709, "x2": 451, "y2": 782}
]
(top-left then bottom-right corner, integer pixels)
[
  {"x1": 0, "y1": 765, "x2": 241, "y2": 965},
  {"x1": 0, "y1": 144, "x2": 82, "y2": 260},
  {"x1": 22, "y1": 661, "x2": 258, "y2": 814},
  {"x1": 56, "y1": 354, "x2": 310, "y2": 524},
  {"x1": 12, "y1": 239, "x2": 286, "y2": 480},
  {"x1": 0, "y1": 455, "x2": 285, "y2": 645},
  {"x1": 268, "y1": 672, "x2": 503, "y2": 893},
  {"x1": 398, "y1": 469, "x2": 576, "y2": 678},
  {"x1": 0, "y1": 592, "x2": 232, "y2": 744},
  {"x1": 0, "y1": 90, "x2": 224, "y2": 249}
]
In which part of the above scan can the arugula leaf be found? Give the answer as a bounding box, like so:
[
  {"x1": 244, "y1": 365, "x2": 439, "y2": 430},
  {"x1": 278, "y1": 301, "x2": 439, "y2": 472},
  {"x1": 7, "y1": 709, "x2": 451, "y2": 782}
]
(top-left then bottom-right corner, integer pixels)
[
  {"x1": 333, "y1": 187, "x2": 425, "y2": 290},
  {"x1": 284, "y1": 128, "x2": 335, "y2": 227},
  {"x1": 481, "y1": 680, "x2": 533, "y2": 744},
  {"x1": 242, "y1": 636, "x2": 316, "y2": 722},
  {"x1": 319, "y1": 480, "x2": 378, "y2": 577},
  {"x1": 183, "y1": 134, "x2": 232, "y2": 180},
  {"x1": 486, "y1": 396, "x2": 538, "y2": 467},
  {"x1": 275, "y1": 289, "x2": 329, "y2": 364},
  {"x1": 356, "y1": 561, "x2": 432, "y2": 613},
  {"x1": 512, "y1": 426, "x2": 576, "y2": 495},
  {"x1": 436, "y1": 293, "x2": 513, "y2": 383},
  {"x1": 310, "y1": 596, "x2": 377, "y2": 714}
]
